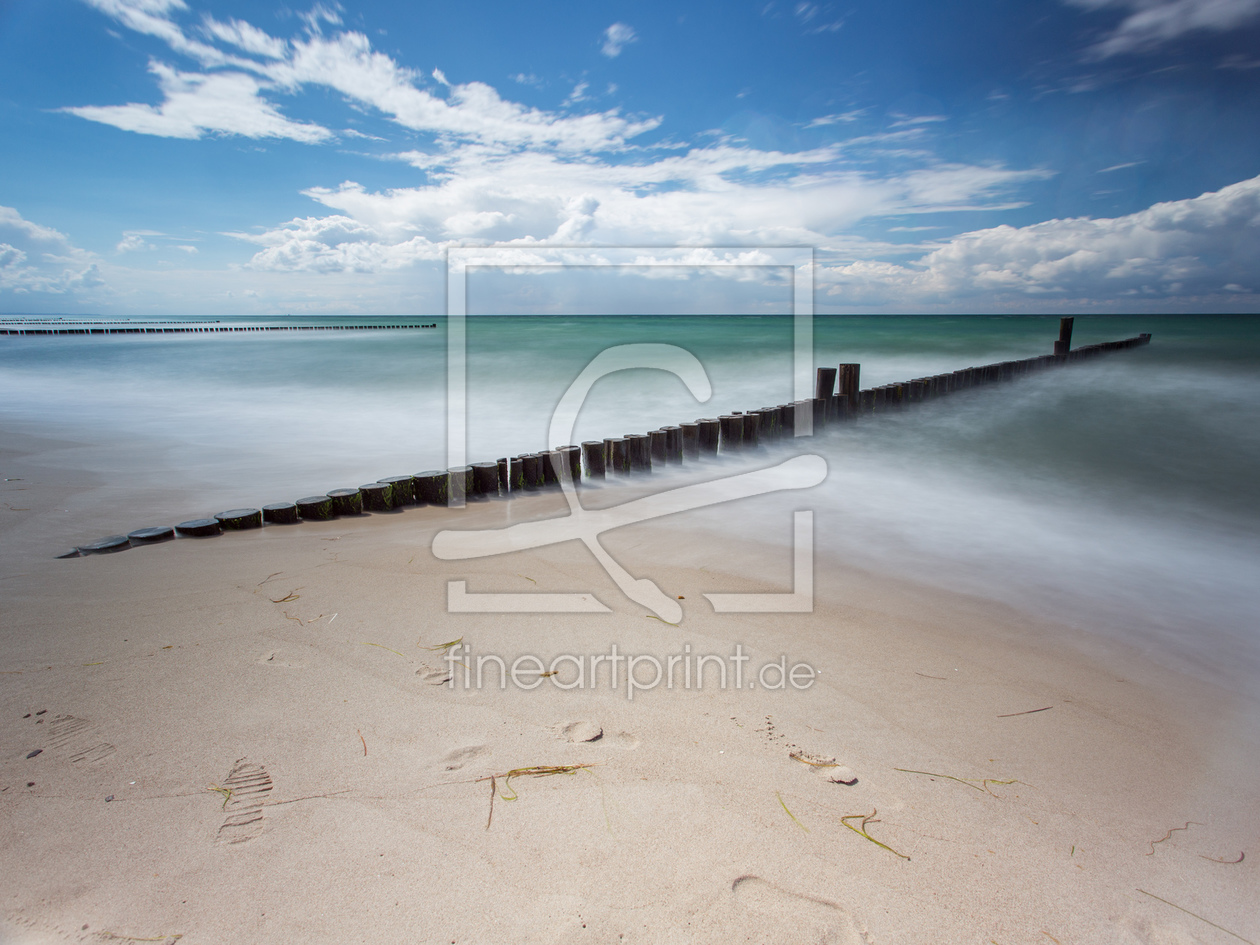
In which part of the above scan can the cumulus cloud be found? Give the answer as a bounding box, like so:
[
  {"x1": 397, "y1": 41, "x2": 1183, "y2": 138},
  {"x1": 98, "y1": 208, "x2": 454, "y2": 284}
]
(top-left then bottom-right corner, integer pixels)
[
  {"x1": 64, "y1": 60, "x2": 333, "y2": 142},
  {"x1": 819, "y1": 174, "x2": 1260, "y2": 305},
  {"x1": 1065, "y1": 0, "x2": 1260, "y2": 57},
  {"x1": 225, "y1": 141, "x2": 1048, "y2": 274},
  {"x1": 600, "y1": 23, "x2": 637, "y2": 58},
  {"x1": 0, "y1": 207, "x2": 104, "y2": 295}
]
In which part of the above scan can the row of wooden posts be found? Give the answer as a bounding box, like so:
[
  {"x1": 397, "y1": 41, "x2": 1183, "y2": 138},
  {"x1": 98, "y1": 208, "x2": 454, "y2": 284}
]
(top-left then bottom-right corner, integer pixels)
[
  {"x1": 0, "y1": 323, "x2": 437, "y2": 335},
  {"x1": 65, "y1": 319, "x2": 1150, "y2": 555}
]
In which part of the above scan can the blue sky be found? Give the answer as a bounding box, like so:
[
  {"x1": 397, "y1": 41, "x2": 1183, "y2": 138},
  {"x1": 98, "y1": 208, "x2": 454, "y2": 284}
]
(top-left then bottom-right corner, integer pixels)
[{"x1": 1, "y1": 0, "x2": 1258, "y2": 315}]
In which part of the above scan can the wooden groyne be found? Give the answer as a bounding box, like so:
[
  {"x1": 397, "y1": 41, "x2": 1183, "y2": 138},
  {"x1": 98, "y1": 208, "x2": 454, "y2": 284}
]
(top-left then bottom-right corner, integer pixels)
[
  {"x1": 60, "y1": 326, "x2": 1151, "y2": 557},
  {"x1": 1, "y1": 323, "x2": 436, "y2": 336}
]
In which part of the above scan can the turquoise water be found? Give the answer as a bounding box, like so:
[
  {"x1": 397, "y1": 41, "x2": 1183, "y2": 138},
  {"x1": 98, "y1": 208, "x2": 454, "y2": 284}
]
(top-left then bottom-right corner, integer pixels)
[{"x1": 2, "y1": 314, "x2": 1258, "y2": 686}]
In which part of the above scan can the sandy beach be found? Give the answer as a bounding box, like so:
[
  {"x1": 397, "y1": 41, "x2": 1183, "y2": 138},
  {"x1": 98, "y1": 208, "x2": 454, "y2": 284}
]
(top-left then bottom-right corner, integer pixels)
[{"x1": 2, "y1": 427, "x2": 1258, "y2": 945}]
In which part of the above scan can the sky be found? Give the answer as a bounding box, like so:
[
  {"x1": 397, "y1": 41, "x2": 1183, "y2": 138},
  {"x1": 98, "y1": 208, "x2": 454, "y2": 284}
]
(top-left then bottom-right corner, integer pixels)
[{"x1": 1, "y1": 0, "x2": 1259, "y2": 316}]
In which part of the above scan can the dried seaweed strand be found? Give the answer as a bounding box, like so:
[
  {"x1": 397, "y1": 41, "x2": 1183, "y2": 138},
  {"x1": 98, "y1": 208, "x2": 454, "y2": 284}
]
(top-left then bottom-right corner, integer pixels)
[
  {"x1": 360, "y1": 642, "x2": 407, "y2": 659},
  {"x1": 840, "y1": 809, "x2": 909, "y2": 860},
  {"x1": 1137, "y1": 889, "x2": 1256, "y2": 945},
  {"x1": 475, "y1": 764, "x2": 596, "y2": 830},
  {"x1": 1200, "y1": 851, "x2": 1245, "y2": 864},
  {"x1": 1146, "y1": 820, "x2": 1202, "y2": 855},
  {"x1": 997, "y1": 706, "x2": 1053, "y2": 717},
  {"x1": 777, "y1": 792, "x2": 809, "y2": 831},
  {"x1": 895, "y1": 767, "x2": 1020, "y2": 796}
]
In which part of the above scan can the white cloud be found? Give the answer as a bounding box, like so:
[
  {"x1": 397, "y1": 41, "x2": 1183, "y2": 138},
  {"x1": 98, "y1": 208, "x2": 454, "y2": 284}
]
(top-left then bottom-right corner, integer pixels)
[
  {"x1": 1065, "y1": 0, "x2": 1260, "y2": 57},
  {"x1": 63, "y1": 60, "x2": 333, "y2": 142},
  {"x1": 225, "y1": 140, "x2": 1048, "y2": 274},
  {"x1": 116, "y1": 232, "x2": 157, "y2": 252},
  {"x1": 0, "y1": 207, "x2": 104, "y2": 295},
  {"x1": 75, "y1": 3, "x2": 661, "y2": 152},
  {"x1": 601, "y1": 23, "x2": 637, "y2": 58},
  {"x1": 819, "y1": 174, "x2": 1260, "y2": 305},
  {"x1": 805, "y1": 110, "x2": 863, "y2": 127}
]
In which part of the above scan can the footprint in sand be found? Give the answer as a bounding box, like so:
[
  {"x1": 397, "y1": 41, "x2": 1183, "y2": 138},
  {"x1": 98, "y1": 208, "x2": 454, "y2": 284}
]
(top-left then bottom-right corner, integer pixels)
[
  {"x1": 730, "y1": 875, "x2": 871, "y2": 944},
  {"x1": 215, "y1": 759, "x2": 273, "y2": 845},
  {"x1": 256, "y1": 649, "x2": 307, "y2": 669},
  {"x1": 550, "y1": 721, "x2": 640, "y2": 749},
  {"x1": 416, "y1": 662, "x2": 452, "y2": 686},
  {"x1": 27, "y1": 713, "x2": 117, "y2": 766},
  {"x1": 442, "y1": 744, "x2": 488, "y2": 771}
]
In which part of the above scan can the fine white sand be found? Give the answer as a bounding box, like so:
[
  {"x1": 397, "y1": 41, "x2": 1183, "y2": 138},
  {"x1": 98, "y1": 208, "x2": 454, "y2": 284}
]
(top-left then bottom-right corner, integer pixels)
[{"x1": 2, "y1": 429, "x2": 1258, "y2": 945}]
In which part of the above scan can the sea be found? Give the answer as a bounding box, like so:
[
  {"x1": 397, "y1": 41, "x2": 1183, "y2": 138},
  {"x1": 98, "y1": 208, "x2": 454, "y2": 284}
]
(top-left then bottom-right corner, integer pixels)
[{"x1": 2, "y1": 313, "x2": 1258, "y2": 691}]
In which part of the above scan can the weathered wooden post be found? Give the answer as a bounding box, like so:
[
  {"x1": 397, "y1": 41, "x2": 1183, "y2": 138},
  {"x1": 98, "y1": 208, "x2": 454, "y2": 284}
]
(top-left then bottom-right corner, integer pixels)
[
  {"x1": 662, "y1": 425, "x2": 683, "y2": 464},
  {"x1": 262, "y1": 503, "x2": 299, "y2": 524},
  {"x1": 742, "y1": 411, "x2": 760, "y2": 448},
  {"x1": 559, "y1": 445, "x2": 582, "y2": 483},
  {"x1": 521, "y1": 453, "x2": 543, "y2": 490},
  {"x1": 216, "y1": 508, "x2": 263, "y2": 529},
  {"x1": 627, "y1": 434, "x2": 652, "y2": 472},
  {"x1": 472, "y1": 462, "x2": 500, "y2": 497},
  {"x1": 650, "y1": 429, "x2": 668, "y2": 466},
  {"x1": 816, "y1": 367, "x2": 837, "y2": 418},
  {"x1": 581, "y1": 441, "x2": 606, "y2": 479},
  {"x1": 608, "y1": 437, "x2": 631, "y2": 475},
  {"x1": 497, "y1": 458, "x2": 509, "y2": 494},
  {"x1": 1055, "y1": 316, "x2": 1074, "y2": 356},
  {"x1": 128, "y1": 525, "x2": 174, "y2": 546},
  {"x1": 698, "y1": 419, "x2": 721, "y2": 455},
  {"x1": 838, "y1": 363, "x2": 860, "y2": 404},
  {"x1": 359, "y1": 483, "x2": 393, "y2": 511},
  {"x1": 681, "y1": 422, "x2": 701, "y2": 460},
  {"x1": 719, "y1": 415, "x2": 742, "y2": 452},
  {"x1": 448, "y1": 466, "x2": 471, "y2": 503},
  {"x1": 378, "y1": 476, "x2": 414, "y2": 506},
  {"x1": 296, "y1": 496, "x2": 336, "y2": 520},
  {"x1": 416, "y1": 470, "x2": 450, "y2": 506},
  {"x1": 175, "y1": 518, "x2": 223, "y2": 536},
  {"x1": 327, "y1": 489, "x2": 364, "y2": 516}
]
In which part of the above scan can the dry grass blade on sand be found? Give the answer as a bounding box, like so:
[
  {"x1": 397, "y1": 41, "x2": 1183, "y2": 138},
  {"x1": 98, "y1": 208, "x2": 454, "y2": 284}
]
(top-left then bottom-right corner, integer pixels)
[{"x1": 476, "y1": 764, "x2": 598, "y2": 830}]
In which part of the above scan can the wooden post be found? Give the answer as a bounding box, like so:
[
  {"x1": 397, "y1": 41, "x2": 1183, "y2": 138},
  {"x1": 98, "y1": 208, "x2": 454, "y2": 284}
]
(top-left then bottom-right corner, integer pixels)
[
  {"x1": 262, "y1": 503, "x2": 298, "y2": 524},
  {"x1": 558, "y1": 445, "x2": 582, "y2": 483},
  {"x1": 497, "y1": 458, "x2": 509, "y2": 494},
  {"x1": 326, "y1": 489, "x2": 363, "y2": 516},
  {"x1": 719, "y1": 415, "x2": 742, "y2": 452},
  {"x1": 608, "y1": 438, "x2": 631, "y2": 475},
  {"x1": 508, "y1": 457, "x2": 526, "y2": 493},
  {"x1": 542, "y1": 450, "x2": 562, "y2": 487},
  {"x1": 582, "y1": 440, "x2": 606, "y2": 479},
  {"x1": 681, "y1": 422, "x2": 701, "y2": 460},
  {"x1": 359, "y1": 483, "x2": 393, "y2": 511},
  {"x1": 649, "y1": 430, "x2": 667, "y2": 466},
  {"x1": 472, "y1": 462, "x2": 500, "y2": 497},
  {"x1": 296, "y1": 496, "x2": 336, "y2": 521},
  {"x1": 175, "y1": 518, "x2": 223, "y2": 536},
  {"x1": 838, "y1": 363, "x2": 860, "y2": 402},
  {"x1": 698, "y1": 419, "x2": 721, "y2": 455},
  {"x1": 128, "y1": 525, "x2": 174, "y2": 546},
  {"x1": 522, "y1": 453, "x2": 543, "y2": 490},
  {"x1": 662, "y1": 426, "x2": 683, "y2": 464},
  {"x1": 378, "y1": 476, "x2": 414, "y2": 506},
  {"x1": 1055, "y1": 316, "x2": 1074, "y2": 356},
  {"x1": 415, "y1": 471, "x2": 449, "y2": 506},
  {"x1": 627, "y1": 434, "x2": 652, "y2": 472},
  {"x1": 815, "y1": 367, "x2": 837, "y2": 402},
  {"x1": 447, "y1": 466, "x2": 471, "y2": 503},
  {"x1": 742, "y1": 412, "x2": 760, "y2": 448}
]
